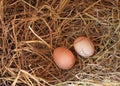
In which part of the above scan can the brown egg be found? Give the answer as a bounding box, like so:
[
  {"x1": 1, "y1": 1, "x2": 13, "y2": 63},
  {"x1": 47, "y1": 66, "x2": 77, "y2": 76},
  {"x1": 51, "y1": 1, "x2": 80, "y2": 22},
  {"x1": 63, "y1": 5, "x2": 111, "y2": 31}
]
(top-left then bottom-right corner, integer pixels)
[
  {"x1": 74, "y1": 36, "x2": 94, "y2": 57},
  {"x1": 53, "y1": 47, "x2": 75, "y2": 70}
]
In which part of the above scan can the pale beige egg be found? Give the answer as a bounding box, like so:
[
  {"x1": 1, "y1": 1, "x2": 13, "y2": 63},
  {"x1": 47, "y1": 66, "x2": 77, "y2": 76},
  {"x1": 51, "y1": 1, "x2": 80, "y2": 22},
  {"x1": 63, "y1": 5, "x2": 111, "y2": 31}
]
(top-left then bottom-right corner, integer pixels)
[
  {"x1": 74, "y1": 36, "x2": 94, "y2": 57},
  {"x1": 53, "y1": 47, "x2": 75, "y2": 70}
]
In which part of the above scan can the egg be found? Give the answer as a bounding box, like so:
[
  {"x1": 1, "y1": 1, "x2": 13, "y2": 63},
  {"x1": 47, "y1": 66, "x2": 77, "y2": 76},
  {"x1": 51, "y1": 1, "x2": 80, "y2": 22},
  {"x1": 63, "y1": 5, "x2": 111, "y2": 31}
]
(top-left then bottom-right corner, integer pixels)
[
  {"x1": 74, "y1": 36, "x2": 94, "y2": 57},
  {"x1": 53, "y1": 47, "x2": 75, "y2": 70}
]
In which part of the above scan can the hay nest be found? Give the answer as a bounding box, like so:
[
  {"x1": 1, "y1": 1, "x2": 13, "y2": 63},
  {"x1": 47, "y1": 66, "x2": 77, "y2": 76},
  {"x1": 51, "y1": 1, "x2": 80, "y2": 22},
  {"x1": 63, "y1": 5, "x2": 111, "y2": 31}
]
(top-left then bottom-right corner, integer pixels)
[{"x1": 0, "y1": 0, "x2": 120, "y2": 86}]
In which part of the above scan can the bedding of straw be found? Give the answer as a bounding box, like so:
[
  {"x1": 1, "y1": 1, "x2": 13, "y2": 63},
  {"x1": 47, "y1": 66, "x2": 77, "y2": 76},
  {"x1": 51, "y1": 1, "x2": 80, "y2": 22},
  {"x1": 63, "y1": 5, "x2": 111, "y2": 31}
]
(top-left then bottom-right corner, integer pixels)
[{"x1": 0, "y1": 0, "x2": 120, "y2": 86}]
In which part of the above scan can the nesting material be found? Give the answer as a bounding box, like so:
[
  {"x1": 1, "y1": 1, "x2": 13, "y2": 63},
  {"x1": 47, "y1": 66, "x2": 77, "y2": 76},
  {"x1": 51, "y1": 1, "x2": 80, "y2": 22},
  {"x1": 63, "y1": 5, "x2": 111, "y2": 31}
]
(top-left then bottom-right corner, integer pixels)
[{"x1": 0, "y1": 0, "x2": 120, "y2": 85}]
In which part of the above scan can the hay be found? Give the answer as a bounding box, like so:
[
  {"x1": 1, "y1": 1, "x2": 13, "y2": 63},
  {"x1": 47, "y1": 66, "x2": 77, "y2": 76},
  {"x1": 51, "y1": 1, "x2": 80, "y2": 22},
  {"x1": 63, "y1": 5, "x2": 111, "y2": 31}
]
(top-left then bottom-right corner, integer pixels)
[{"x1": 0, "y1": 0, "x2": 120, "y2": 86}]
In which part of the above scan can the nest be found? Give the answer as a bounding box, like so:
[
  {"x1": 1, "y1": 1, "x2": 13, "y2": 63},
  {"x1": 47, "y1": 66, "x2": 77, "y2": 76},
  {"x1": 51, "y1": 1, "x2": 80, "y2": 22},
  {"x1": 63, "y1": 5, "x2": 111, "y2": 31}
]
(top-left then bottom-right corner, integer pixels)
[{"x1": 0, "y1": 0, "x2": 120, "y2": 86}]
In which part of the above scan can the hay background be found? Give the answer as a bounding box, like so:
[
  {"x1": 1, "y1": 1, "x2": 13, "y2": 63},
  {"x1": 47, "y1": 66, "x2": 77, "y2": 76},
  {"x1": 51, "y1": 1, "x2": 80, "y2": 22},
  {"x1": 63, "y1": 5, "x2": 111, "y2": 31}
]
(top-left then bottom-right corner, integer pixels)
[{"x1": 0, "y1": 0, "x2": 120, "y2": 86}]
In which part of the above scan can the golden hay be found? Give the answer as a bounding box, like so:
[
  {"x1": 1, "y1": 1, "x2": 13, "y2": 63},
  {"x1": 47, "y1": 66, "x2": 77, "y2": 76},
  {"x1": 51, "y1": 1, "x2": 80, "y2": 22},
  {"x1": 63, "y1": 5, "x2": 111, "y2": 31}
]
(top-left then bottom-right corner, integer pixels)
[{"x1": 0, "y1": 0, "x2": 120, "y2": 86}]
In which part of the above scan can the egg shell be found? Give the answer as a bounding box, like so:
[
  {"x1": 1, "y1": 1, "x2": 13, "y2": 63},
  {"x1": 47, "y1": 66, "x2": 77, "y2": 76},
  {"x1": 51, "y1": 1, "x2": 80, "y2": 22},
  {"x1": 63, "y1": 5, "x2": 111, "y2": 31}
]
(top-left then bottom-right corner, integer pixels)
[
  {"x1": 53, "y1": 47, "x2": 75, "y2": 70},
  {"x1": 74, "y1": 36, "x2": 94, "y2": 57}
]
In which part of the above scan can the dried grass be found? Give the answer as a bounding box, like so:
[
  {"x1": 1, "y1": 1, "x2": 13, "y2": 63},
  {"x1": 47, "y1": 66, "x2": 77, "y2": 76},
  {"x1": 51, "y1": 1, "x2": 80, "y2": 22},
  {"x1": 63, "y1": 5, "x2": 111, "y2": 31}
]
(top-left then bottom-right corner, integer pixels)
[{"x1": 0, "y1": 0, "x2": 120, "y2": 86}]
